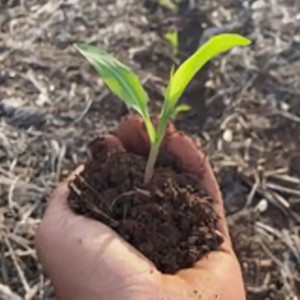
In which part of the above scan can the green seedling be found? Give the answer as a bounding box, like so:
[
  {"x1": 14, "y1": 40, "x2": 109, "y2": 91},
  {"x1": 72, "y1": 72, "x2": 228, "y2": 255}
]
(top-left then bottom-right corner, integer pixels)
[{"x1": 75, "y1": 33, "x2": 251, "y2": 184}]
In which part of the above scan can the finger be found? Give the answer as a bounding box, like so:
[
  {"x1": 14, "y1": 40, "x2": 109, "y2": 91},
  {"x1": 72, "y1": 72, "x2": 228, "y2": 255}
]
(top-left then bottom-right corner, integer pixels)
[
  {"x1": 117, "y1": 115, "x2": 149, "y2": 155},
  {"x1": 117, "y1": 114, "x2": 176, "y2": 155},
  {"x1": 162, "y1": 132, "x2": 206, "y2": 175},
  {"x1": 67, "y1": 165, "x2": 85, "y2": 182},
  {"x1": 45, "y1": 167, "x2": 83, "y2": 217},
  {"x1": 88, "y1": 134, "x2": 125, "y2": 161},
  {"x1": 163, "y1": 132, "x2": 231, "y2": 243}
]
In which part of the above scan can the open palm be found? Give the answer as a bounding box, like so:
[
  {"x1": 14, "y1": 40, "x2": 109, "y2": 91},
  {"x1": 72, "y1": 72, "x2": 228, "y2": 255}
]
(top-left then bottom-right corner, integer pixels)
[{"x1": 36, "y1": 116, "x2": 245, "y2": 300}]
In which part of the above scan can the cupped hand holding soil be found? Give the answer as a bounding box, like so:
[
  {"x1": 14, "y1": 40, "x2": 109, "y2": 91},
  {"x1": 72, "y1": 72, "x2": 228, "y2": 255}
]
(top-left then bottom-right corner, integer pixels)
[{"x1": 35, "y1": 116, "x2": 245, "y2": 300}]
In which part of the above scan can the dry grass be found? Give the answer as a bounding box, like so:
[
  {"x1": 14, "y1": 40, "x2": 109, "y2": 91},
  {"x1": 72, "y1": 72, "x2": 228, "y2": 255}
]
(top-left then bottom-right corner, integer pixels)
[{"x1": 0, "y1": 0, "x2": 300, "y2": 299}]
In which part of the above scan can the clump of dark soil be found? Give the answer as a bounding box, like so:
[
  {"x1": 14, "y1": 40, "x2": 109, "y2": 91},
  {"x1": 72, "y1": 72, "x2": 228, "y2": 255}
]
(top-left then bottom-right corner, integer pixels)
[{"x1": 68, "y1": 150, "x2": 222, "y2": 274}]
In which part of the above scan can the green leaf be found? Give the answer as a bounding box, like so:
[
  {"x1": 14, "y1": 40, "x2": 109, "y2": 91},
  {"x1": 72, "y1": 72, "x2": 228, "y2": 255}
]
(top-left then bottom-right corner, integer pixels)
[
  {"x1": 165, "y1": 34, "x2": 251, "y2": 111},
  {"x1": 175, "y1": 103, "x2": 191, "y2": 114},
  {"x1": 170, "y1": 103, "x2": 191, "y2": 120},
  {"x1": 144, "y1": 118, "x2": 156, "y2": 144},
  {"x1": 74, "y1": 43, "x2": 150, "y2": 120},
  {"x1": 165, "y1": 29, "x2": 179, "y2": 55}
]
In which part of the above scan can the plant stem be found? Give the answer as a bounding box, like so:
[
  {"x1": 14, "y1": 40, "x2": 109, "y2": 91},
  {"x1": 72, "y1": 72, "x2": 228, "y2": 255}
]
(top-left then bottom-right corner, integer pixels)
[
  {"x1": 143, "y1": 117, "x2": 169, "y2": 184},
  {"x1": 144, "y1": 142, "x2": 160, "y2": 184}
]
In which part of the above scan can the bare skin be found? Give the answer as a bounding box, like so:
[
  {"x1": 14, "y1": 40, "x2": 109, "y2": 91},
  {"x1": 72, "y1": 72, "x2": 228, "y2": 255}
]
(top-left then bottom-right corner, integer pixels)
[{"x1": 35, "y1": 115, "x2": 245, "y2": 300}]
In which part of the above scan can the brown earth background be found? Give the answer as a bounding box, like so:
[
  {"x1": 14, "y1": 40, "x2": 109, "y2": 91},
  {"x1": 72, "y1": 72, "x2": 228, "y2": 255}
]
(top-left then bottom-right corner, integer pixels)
[{"x1": 0, "y1": 0, "x2": 300, "y2": 299}]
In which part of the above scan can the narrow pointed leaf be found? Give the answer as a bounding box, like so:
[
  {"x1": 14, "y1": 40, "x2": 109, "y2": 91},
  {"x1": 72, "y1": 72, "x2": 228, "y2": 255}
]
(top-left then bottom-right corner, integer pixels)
[
  {"x1": 75, "y1": 43, "x2": 150, "y2": 119},
  {"x1": 165, "y1": 34, "x2": 251, "y2": 110}
]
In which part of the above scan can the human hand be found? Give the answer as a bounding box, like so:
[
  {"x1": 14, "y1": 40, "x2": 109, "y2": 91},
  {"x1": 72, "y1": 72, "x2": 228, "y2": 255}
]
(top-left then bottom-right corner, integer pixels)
[{"x1": 35, "y1": 115, "x2": 245, "y2": 300}]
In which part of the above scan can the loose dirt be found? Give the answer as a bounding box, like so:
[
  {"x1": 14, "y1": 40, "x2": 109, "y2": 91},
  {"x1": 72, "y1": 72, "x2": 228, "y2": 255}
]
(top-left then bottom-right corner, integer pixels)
[{"x1": 68, "y1": 148, "x2": 222, "y2": 274}]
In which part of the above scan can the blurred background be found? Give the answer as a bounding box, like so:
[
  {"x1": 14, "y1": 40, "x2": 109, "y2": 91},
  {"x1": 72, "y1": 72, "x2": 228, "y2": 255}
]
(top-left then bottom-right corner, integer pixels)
[{"x1": 0, "y1": 0, "x2": 300, "y2": 299}]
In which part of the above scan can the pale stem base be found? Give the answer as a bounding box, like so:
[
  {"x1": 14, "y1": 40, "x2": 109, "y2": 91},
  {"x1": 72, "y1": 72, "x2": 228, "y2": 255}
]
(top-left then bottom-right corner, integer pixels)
[{"x1": 144, "y1": 143, "x2": 160, "y2": 184}]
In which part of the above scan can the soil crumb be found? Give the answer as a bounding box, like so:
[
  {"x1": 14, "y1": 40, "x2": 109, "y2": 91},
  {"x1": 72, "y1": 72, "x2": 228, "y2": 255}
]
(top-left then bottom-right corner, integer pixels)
[{"x1": 68, "y1": 151, "x2": 222, "y2": 274}]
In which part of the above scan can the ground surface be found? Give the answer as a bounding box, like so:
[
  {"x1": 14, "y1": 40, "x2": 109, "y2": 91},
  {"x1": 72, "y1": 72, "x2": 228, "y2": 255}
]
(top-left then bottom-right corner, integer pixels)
[{"x1": 0, "y1": 0, "x2": 300, "y2": 299}]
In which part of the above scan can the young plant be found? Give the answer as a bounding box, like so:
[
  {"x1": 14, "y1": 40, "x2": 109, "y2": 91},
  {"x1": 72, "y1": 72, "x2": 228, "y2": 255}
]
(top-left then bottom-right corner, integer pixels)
[{"x1": 75, "y1": 33, "x2": 251, "y2": 184}]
